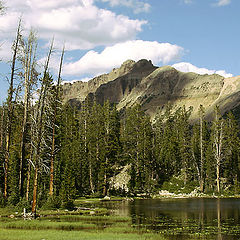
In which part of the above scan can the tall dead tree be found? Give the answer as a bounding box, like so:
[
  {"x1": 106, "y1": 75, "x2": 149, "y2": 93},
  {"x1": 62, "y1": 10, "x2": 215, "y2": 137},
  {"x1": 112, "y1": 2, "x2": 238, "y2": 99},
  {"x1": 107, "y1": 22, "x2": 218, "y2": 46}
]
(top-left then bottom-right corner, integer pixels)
[
  {"x1": 199, "y1": 105, "x2": 205, "y2": 192},
  {"x1": 212, "y1": 107, "x2": 224, "y2": 193},
  {"x1": 49, "y1": 45, "x2": 65, "y2": 196},
  {"x1": 18, "y1": 30, "x2": 37, "y2": 196},
  {"x1": 3, "y1": 19, "x2": 21, "y2": 198},
  {"x1": 31, "y1": 39, "x2": 54, "y2": 214},
  {"x1": 0, "y1": 106, "x2": 5, "y2": 151}
]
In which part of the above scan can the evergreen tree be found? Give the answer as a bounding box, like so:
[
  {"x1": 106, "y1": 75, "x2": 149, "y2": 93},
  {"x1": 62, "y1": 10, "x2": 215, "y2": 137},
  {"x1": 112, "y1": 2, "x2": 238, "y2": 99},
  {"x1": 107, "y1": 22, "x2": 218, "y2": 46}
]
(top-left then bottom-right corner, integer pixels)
[
  {"x1": 174, "y1": 106, "x2": 192, "y2": 185},
  {"x1": 122, "y1": 105, "x2": 152, "y2": 193},
  {"x1": 223, "y1": 112, "x2": 240, "y2": 188},
  {"x1": 101, "y1": 101, "x2": 120, "y2": 196},
  {"x1": 191, "y1": 105, "x2": 209, "y2": 192},
  {"x1": 59, "y1": 104, "x2": 78, "y2": 203},
  {"x1": 153, "y1": 106, "x2": 180, "y2": 184}
]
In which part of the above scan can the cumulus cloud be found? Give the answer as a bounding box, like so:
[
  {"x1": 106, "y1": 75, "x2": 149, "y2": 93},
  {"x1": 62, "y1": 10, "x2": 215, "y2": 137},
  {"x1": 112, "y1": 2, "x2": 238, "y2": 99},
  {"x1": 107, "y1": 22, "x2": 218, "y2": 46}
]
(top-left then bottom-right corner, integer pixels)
[
  {"x1": 215, "y1": 0, "x2": 231, "y2": 7},
  {"x1": 100, "y1": 0, "x2": 151, "y2": 14},
  {"x1": 0, "y1": 0, "x2": 147, "y2": 52},
  {"x1": 172, "y1": 62, "x2": 233, "y2": 78},
  {"x1": 63, "y1": 40, "x2": 183, "y2": 76}
]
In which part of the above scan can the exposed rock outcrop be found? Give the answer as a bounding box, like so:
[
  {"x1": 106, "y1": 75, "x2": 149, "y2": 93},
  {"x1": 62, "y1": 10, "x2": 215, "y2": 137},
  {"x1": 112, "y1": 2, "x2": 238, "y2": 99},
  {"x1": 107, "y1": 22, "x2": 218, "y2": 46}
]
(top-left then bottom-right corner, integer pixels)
[{"x1": 62, "y1": 59, "x2": 136, "y2": 103}]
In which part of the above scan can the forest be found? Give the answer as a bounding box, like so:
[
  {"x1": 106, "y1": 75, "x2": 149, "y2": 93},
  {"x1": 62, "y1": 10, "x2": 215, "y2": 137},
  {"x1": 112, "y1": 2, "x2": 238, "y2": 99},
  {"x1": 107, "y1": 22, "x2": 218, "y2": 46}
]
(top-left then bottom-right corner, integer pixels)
[{"x1": 1, "y1": 22, "x2": 240, "y2": 215}]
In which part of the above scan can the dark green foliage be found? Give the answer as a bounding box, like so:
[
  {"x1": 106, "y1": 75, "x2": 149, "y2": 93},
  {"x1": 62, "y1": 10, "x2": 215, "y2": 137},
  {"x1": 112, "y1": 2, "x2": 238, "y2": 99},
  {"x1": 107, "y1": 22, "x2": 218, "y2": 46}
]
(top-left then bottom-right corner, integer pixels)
[
  {"x1": 41, "y1": 196, "x2": 61, "y2": 210},
  {"x1": 15, "y1": 198, "x2": 31, "y2": 212},
  {"x1": 61, "y1": 199, "x2": 75, "y2": 210},
  {"x1": 122, "y1": 105, "x2": 153, "y2": 193},
  {"x1": 162, "y1": 175, "x2": 198, "y2": 194}
]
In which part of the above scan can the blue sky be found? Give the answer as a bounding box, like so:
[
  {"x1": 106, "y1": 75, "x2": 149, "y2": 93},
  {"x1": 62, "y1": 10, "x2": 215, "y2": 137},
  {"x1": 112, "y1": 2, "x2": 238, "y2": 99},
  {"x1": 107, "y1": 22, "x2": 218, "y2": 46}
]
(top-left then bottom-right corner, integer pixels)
[{"x1": 0, "y1": 0, "x2": 239, "y2": 102}]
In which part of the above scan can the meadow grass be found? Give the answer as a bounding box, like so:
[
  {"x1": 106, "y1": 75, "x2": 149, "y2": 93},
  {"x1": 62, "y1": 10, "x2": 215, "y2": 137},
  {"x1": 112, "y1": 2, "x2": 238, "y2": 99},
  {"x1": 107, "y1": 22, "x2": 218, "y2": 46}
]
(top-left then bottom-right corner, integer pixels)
[
  {"x1": 0, "y1": 216, "x2": 166, "y2": 240},
  {"x1": 0, "y1": 198, "x2": 166, "y2": 240},
  {"x1": 0, "y1": 228, "x2": 166, "y2": 240}
]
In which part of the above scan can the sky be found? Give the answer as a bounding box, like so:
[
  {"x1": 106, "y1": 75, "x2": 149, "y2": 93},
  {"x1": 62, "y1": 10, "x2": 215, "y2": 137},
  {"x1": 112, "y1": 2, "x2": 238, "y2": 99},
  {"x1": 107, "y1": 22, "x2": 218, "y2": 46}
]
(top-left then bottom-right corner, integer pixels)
[{"x1": 0, "y1": 0, "x2": 239, "y2": 102}]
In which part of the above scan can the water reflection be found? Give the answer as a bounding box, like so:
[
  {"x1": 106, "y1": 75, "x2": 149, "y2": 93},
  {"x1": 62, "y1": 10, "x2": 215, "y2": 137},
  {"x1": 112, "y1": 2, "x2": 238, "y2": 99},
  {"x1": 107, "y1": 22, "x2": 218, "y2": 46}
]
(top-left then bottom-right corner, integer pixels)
[{"x1": 100, "y1": 198, "x2": 240, "y2": 239}]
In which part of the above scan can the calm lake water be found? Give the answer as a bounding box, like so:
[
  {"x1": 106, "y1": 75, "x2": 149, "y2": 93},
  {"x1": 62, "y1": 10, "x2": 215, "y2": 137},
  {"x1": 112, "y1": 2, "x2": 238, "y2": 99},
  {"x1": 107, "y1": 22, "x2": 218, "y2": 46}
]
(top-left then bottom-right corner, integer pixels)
[{"x1": 99, "y1": 198, "x2": 240, "y2": 240}]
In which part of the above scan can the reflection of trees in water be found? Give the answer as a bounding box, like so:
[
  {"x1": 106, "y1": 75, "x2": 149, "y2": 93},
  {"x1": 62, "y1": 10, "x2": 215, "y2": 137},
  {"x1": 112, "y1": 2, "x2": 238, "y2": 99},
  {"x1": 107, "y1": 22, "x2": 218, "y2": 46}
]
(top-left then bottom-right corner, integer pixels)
[
  {"x1": 217, "y1": 199, "x2": 222, "y2": 240},
  {"x1": 127, "y1": 199, "x2": 240, "y2": 239}
]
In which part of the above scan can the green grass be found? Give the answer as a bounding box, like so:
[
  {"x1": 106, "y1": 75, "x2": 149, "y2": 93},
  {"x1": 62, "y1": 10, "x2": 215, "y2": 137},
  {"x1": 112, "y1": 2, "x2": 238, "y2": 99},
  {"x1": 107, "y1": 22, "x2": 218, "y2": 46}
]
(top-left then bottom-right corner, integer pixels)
[
  {"x1": 0, "y1": 215, "x2": 166, "y2": 240},
  {"x1": 0, "y1": 219, "x2": 96, "y2": 231},
  {"x1": 0, "y1": 228, "x2": 166, "y2": 240}
]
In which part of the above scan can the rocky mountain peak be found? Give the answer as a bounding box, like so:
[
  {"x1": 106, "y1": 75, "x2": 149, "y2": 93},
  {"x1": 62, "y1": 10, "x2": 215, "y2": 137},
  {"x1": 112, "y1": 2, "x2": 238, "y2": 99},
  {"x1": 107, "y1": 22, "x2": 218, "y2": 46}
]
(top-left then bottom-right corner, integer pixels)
[{"x1": 62, "y1": 59, "x2": 240, "y2": 120}]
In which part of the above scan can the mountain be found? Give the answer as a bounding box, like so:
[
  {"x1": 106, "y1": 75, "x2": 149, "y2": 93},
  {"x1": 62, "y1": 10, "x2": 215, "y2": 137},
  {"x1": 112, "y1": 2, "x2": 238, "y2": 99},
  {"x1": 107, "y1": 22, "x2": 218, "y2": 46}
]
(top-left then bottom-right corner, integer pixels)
[{"x1": 62, "y1": 59, "x2": 240, "y2": 120}]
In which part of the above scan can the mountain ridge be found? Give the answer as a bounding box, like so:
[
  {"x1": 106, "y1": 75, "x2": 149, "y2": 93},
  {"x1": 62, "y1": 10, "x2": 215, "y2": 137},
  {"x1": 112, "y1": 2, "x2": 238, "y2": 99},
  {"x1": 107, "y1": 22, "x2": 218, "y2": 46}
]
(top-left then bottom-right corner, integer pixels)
[{"x1": 62, "y1": 59, "x2": 240, "y2": 120}]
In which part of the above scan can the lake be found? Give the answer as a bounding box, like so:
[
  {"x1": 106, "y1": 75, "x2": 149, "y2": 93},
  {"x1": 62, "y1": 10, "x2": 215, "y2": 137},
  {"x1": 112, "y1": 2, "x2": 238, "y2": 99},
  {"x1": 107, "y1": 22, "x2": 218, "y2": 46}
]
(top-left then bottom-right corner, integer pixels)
[{"x1": 98, "y1": 198, "x2": 240, "y2": 239}]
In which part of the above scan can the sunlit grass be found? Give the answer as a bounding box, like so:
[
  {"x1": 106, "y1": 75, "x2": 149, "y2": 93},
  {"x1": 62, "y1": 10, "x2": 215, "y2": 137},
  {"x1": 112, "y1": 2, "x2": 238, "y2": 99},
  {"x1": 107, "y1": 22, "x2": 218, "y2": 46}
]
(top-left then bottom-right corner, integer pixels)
[
  {"x1": 0, "y1": 216, "x2": 166, "y2": 240},
  {"x1": 0, "y1": 229, "x2": 166, "y2": 240}
]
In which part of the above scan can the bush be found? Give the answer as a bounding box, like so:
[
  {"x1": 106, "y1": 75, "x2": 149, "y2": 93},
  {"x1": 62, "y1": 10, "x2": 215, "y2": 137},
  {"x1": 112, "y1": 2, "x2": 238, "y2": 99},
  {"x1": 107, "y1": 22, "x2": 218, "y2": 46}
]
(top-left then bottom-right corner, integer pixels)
[
  {"x1": 15, "y1": 198, "x2": 31, "y2": 212},
  {"x1": 61, "y1": 199, "x2": 74, "y2": 210},
  {"x1": 0, "y1": 192, "x2": 6, "y2": 207},
  {"x1": 7, "y1": 191, "x2": 19, "y2": 206},
  {"x1": 41, "y1": 196, "x2": 61, "y2": 210},
  {"x1": 161, "y1": 176, "x2": 198, "y2": 194}
]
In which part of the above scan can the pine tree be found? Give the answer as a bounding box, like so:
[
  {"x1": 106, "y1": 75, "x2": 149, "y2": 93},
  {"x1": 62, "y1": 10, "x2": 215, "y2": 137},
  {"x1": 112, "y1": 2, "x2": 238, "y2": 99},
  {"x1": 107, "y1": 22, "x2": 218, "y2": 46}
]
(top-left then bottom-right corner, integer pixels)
[
  {"x1": 122, "y1": 105, "x2": 152, "y2": 193},
  {"x1": 101, "y1": 101, "x2": 120, "y2": 196},
  {"x1": 223, "y1": 112, "x2": 240, "y2": 188},
  {"x1": 59, "y1": 104, "x2": 78, "y2": 203},
  {"x1": 153, "y1": 106, "x2": 179, "y2": 184},
  {"x1": 191, "y1": 105, "x2": 208, "y2": 192},
  {"x1": 174, "y1": 106, "x2": 192, "y2": 185},
  {"x1": 49, "y1": 45, "x2": 64, "y2": 197}
]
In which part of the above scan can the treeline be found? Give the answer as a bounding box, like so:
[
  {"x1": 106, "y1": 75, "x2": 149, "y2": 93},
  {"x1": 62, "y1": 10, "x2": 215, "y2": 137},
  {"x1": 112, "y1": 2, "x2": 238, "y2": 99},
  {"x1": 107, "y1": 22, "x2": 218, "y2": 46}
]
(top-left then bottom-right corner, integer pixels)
[
  {"x1": 1, "y1": 22, "x2": 240, "y2": 214},
  {"x1": 1, "y1": 97, "x2": 240, "y2": 210}
]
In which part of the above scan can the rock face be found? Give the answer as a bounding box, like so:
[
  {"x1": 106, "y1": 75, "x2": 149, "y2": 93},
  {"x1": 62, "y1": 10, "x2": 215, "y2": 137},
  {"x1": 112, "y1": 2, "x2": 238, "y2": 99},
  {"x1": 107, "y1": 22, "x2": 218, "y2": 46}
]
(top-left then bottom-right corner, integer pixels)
[
  {"x1": 62, "y1": 59, "x2": 240, "y2": 120},
  {"x1": 62, "y1": 60, "x2": 136, "y2": 103}
]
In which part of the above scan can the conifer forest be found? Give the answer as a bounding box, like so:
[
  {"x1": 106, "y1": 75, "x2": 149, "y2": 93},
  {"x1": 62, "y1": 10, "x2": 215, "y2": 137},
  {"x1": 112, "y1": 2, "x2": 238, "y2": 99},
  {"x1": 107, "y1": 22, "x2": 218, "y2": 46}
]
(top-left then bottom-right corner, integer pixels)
[{"x1": 1, "y1": 24, "x2": 240, "y2": 215}]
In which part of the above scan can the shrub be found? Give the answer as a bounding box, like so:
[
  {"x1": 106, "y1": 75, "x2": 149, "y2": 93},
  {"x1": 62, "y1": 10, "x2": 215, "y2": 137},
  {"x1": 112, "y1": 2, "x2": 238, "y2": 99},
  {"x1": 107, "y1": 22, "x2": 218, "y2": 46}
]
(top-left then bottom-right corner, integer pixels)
[{"x1": 41, "y1": 196, "x2": 61, "y2": 210}]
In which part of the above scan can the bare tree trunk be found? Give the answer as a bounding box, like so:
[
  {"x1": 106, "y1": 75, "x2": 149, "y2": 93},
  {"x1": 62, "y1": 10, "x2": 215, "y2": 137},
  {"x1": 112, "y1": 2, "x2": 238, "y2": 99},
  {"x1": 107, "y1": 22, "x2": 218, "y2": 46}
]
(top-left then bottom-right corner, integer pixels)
[
  {"x1": 216, "y1": 159, "x2": 220, "y2": 193},
  {"x1": 31, "y1": 167, "x2": 38, "y2": 216},
  {"x1": 25, "y1": 162, "x2": 31, "y2": 201},
  {"x1": 199, "y1": 105, "x2": 204, "y2": 192},
  {"x1": 83, "y1": 107, "x2": 94, "y2": 194},
  {"x1": 103, "y1": 156, "x2": 108, "y2": 196},
  {"x1": 213, "y1": 108, "x2": 223, "y2": 194},
  {"x1": 0, "y1": 107, "x2": 4, "y2": 150},
  {"x1": 4, "y1": 19, "x2": 21, "y2": 198},
  {"x1": 49, "y1": 45, "x2": 64, "y2": 196}
]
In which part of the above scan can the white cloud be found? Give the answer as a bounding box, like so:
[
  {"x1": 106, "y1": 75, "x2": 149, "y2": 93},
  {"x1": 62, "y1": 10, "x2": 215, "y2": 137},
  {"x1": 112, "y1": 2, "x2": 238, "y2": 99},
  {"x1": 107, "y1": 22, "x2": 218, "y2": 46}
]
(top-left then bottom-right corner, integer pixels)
[
  {"x1": 63, "y1": 40, "x2": 183, "y2": 76},
  {"x1": 61, "y1": 77, "x2": 91, "y2": 85},
  {"x1": 0, "y1": 0, "x2": 147, "y2": 52},
  {"x1": 215, "y1": 0, "x2": 231, "y2": 7},
  {"x1": 100, "y1": 0, "x2": 151, "y2": 14},
  {"x1": 172, "y1": 62, "x2": 233, "y2": 78}
]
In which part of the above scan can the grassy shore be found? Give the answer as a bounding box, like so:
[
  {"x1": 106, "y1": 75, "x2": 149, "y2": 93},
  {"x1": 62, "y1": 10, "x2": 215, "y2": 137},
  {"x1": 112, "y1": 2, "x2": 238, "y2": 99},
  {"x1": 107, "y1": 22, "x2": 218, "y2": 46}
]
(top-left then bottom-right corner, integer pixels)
[
  {"x1": 0, "y1": 197, "x2": 167, "y2": 240},
  {"x1": 0, "y1": 211, "x2": 165, "y2": 240}
]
